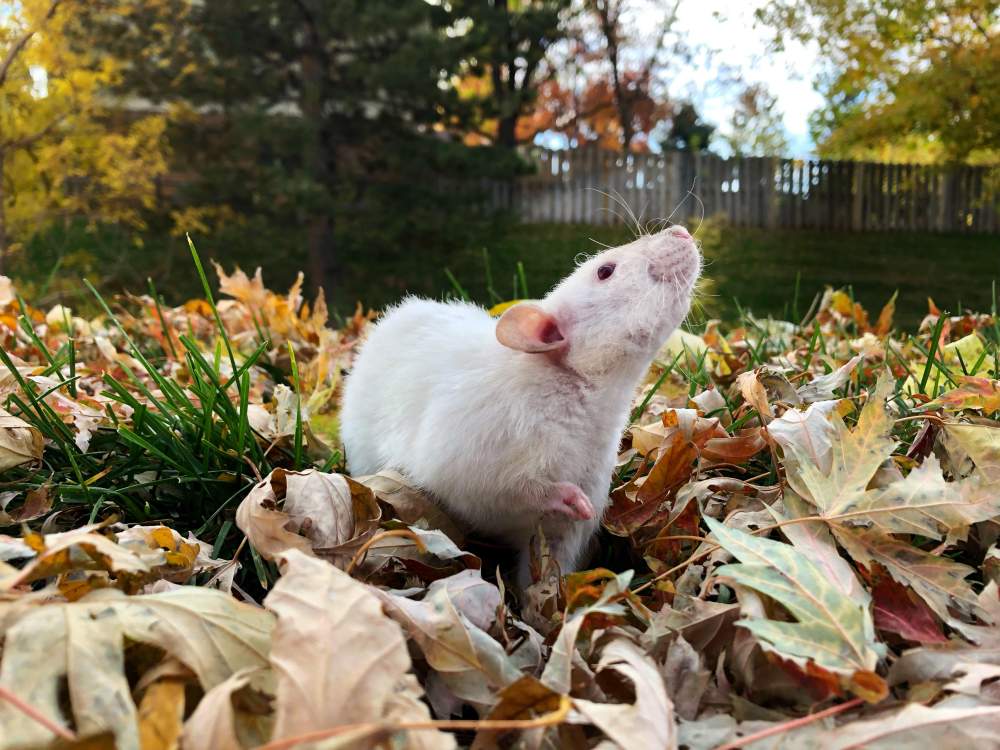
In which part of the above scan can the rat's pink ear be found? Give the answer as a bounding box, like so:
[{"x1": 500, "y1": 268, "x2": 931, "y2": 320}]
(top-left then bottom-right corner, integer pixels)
[{"x1": 496, "y1": 303, "x2": 566, "y2": 353}]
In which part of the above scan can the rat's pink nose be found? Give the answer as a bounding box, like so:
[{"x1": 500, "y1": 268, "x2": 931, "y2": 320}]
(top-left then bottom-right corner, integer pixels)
[{"x1": 668, "y1": 225, "x2": 691, "y2": 240}]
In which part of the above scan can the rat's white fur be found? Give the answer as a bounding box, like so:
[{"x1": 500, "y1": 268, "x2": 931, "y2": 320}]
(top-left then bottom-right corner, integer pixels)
[{"x1": 340, "y1": 226, "x2": 700, "y2": 585}]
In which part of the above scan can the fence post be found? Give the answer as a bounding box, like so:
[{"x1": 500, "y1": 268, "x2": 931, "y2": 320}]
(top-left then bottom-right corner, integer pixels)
[{"x1": 851, "y1": 162, "x2": 865, "y2": 230}]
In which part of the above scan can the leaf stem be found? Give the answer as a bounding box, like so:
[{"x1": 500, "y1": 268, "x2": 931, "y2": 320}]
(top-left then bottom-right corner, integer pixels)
[
  {"x1": 714, "y1": 697, "x2": 863, "y2": 750},
  {"x1": 257, "y1": 695, "x2": 570, "y2": 750},
  {"x1": 0, "y1": 685, "x2": 76, "y2": 741}
]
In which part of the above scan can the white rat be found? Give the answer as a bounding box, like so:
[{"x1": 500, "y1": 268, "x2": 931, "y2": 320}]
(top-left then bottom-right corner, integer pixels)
[{"x1": 340, "y1": 225, "x2": 700, "y2": 585}]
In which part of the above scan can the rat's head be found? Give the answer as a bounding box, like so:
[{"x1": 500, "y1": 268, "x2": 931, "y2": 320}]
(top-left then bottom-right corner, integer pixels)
[{"x1": 496, "y1": 225, "x2": 700, "y2": 379}]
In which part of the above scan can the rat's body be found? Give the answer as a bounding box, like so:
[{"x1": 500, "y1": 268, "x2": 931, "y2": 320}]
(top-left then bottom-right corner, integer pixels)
[{"x1": 341, "y1": 226, "x2": 700, "y2": 584}]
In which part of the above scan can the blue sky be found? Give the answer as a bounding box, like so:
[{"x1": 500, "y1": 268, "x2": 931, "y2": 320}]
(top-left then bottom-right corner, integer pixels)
[{"x1": 659, "y1": 0, "x2": 824, "y2": 157}]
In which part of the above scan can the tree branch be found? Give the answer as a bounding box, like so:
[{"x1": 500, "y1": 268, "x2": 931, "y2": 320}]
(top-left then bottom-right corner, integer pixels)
[
  {"x1": 1, "y1": 111, "x2": 69, "y2": 151},
  {"x1": 0, "y1": 0, "x2": 64, "y2": 90}
]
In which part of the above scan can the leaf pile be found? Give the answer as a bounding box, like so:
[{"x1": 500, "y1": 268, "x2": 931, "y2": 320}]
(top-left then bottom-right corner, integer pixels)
[{"x1": 2, "y1": 270, "x2": 1000, "y2": 748}]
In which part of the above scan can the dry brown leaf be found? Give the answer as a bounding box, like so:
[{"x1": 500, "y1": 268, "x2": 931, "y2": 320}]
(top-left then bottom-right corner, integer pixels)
[
  {"x1": 0, "y1": 486, "x2": 51, "y2": 526},
  {"x1": 572, "y1": 637, "x2": 677, "y2": 750},
  {"x1": 0, "y1": 587, "x2": 273, "y2": 750},
  {"x1": 356, "y1": 470, "x2": 465, "y2": 543},
  {"x1": 0, "y1": 406, "x2": 43, "y2": 472},
  {"x1": 5, "y1": 529, "x2": 153, "y2": 593},
  {"x1": 266, "y1": 549, "x2": 454, "y2": 749},
  {"x1": 735, "y1": 369, "x2": 775, "y2": 420},
  {"x1": 137, "y1": 677, "x2": 186, "y2": 750},
  {"x1": 181, "y1": 668, "x2": 272, "y2": 750},
  {"x1": 796, "y1": 354, "x2": 863, "y2": 402},
  {"x1": 835, "y1": 527, "x2": 983, "y2": 622},
  {"x1": 235, "y1": 468, "x2": 380, "y2": 563},
  {"x1": 374, "y1": 569, "x2": 520, "y2": 714},
  {"x1": 768, "y1": 399, "x2": 839, "y2": 474},
  {"x1": 659, "y1": 635, "x2": 711, "y2": 721},
  {"x1": 819, "y1": 702, "x2": 1000, "y2": 748}
]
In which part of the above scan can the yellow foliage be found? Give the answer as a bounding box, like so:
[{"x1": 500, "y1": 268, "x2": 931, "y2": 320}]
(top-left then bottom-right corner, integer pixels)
[{"x1": 0, "y1": 0, "x2": 171, "y2": 253}]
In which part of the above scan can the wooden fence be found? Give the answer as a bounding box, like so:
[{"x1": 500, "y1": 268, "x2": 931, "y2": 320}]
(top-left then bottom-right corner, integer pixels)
[{"x1": 498, "y1": 148, "x2": 1000, "y2": 233}]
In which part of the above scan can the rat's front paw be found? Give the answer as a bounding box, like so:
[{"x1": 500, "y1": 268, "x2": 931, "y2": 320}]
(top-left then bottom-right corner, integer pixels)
[{"x1": 543, "y1": 482, "x2": 595, "y2": 521}]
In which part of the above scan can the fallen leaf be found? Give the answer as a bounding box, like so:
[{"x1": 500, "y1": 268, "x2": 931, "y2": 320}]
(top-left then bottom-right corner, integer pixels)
[
  {"x1": 705, "y1": 516, "x2": 884, "y2": 680},
  {"x1": 783, "y1": 376, "x2": 1000, "y2": 546},
  {"x1": 768, "y1": 399, "x2": 839, "y2": 474},
  {"x1": 375, "y1": 569, "x2": 520, "y2": 714},
  {"x1": 235, "y1": 468, "x2": 381, "y2": 563},
  {"x1": 356, "y1": 470, "x2": 465, "y2": 543},
  {"x1": 0, "y1": 406, "x2": 43, "y2": 472},
  {"x1": 137, "y1": 675, "x2": 186, "y2": 750},
  {"x1": 573, "y1": 637, "x2": 676, "y2": 749},
  {"x1": 0, "y1": 587, "x2": 272, "y2": 750},
  {"x1": 925, "y1": 376, "x2": 1000, "y2": 414},
  {"x1": 735, "y1": 369, "x2": 774, "y2": 420},
  {"x1": 266, "y1": 550, "x2": 454, "y2": 749},
  {"x1": 658, "y1": 635, "x2": 711, "y2": 720},
  {"x1": 835, "y1": 527, "x2": 983, "y2": 622},
  {"x1": 870, "y1": 570, "x2": 948, "y2": 644},
  {"x1": 542, "y1": 570, "x2": 635, "y2": 694},
  {"x1": 796, "y1": 355, "x2": 863, "y2": 403},
  {"x1": 0, "y1": 486, "x2": 51, "y2": 526},
  {"x1": 818, "y1": 702, "x2": 1000, "y2": 748},
  {"x1": 181, "y1": 668, "x2": 271, "y2": 750}
]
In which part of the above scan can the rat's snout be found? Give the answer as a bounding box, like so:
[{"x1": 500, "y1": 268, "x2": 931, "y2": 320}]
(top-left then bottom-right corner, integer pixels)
[{"x1": 646, "y1": 226, "x2": 700, "y2": 286}]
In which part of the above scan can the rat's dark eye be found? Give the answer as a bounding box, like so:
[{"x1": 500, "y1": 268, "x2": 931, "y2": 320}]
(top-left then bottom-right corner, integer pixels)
[{"x1": 597, "y1": 263, "x2": 616, "y2": 281}]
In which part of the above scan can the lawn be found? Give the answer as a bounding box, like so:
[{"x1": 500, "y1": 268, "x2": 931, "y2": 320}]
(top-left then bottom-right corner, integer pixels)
[
  {"x1": 435, "y1": 223, "x2": 1000, "y2": 330},
  {"x1": 17, "y1": 221, "x2": 998, "y2": 332}
]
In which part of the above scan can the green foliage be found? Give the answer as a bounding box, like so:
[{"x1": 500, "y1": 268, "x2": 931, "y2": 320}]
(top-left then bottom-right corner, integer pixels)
[
  {"x1": 758, "y1": 0, "x2": 1000, "y2": 163},
  {"x1": 662, "y1": 102, "x2": 715, "y2": 152},
  {"x1": 89, "y1": 0, "x2": 531, "y2": 305},
  {"x1": 451, "y1": 0, "x2": 572, "y2": 147}
]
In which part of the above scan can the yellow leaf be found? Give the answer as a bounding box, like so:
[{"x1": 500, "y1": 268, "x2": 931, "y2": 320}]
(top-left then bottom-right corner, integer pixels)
[
  {"x1": 488, "y1": 299, "x2": 525, "y2": 317},
  {"x1": 138, "y1": 679, "x2": 186, "y2": 750}
]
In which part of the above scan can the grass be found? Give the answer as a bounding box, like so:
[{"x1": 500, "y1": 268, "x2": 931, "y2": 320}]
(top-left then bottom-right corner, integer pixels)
[
  {"x1": 432, "y1": 222, "x2": 999, "y2": 330},
  {"x1": 0, "y1": 241, "x2": 308, "y2": 593},
  {"x1": 13, "y1": 219, "x2": 999, "y2": 329},
  {"x1": 2, "y1": 228, "x2": 997, "y2": 599}
]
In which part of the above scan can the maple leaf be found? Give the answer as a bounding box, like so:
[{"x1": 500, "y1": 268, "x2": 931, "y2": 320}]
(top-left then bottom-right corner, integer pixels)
[
  {"x1": 0, "y1": 587, "x2": 273, "y2": 749},
  {"x1": 925, "y1": 376, "x2": 1000, "y2": 414},
  {"x1": 783, "y1": 374, "x2": 1000, "y2": 544},
  {"x1": 870, "y1": 570, "x2": 948, "y2": 644},
  {"x1": 705, "y1": 516, "x2": 884, "y2": 679}
]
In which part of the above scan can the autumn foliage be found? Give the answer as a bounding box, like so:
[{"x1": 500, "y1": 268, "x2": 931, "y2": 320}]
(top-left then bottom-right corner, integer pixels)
[{"x1": 0, "y1": 254, "x2": 999, "y2": 747}]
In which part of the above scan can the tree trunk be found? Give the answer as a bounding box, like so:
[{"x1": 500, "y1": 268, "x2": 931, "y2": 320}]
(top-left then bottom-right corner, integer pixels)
[
  {"x1": 300, "y1": 46, "x2": 338, "y2": 302},
  {"x1": 593, "y1": 1, "x2": 633, "y2": 155},
  {"x1": 0, "y1": 150, "x2": 6, "y2": 274},
  {"x1": 491, "y1": 0, "x2": 520, "y2": 150},
  {"x1": 497, "y1": 114, "x2": 518, "y2": 149}
]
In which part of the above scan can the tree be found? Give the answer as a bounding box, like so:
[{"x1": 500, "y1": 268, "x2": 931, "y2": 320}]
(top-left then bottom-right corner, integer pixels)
[
  {"x1": 0, "y1": 0, "x2": 168, "y2": 269},
  {"x1": 757, "y1": 0, "x2": 1000, "y2": 163},
  {"x1": 106, "y1": 0, "x2": 508, "y2": 303},
  {"x1": 662, "y1": 102, "x2": 714, "y2": 152},
  {"x1": 581, "y1": 0, "x2": 680, "y2": 154},
  {"x1": 453, "y1": 0, "x2": 571, "y2": 149},
  {"x1": 723, "y1": 83, "x2": 789, "y2": 157}
]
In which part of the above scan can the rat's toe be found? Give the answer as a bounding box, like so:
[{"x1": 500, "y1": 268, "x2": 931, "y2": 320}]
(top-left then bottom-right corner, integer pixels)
[{"x1": 546, "y1": 482, "x2": 595, "y2": 520}]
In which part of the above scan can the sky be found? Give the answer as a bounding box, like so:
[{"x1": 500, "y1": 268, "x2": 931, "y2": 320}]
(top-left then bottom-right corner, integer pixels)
[
  {"x1": 2, "y1": 0, "x2": 825, "y2": 157},
  {"x1": 641, "y1": 0, "x2": 825, "y2": 157}
]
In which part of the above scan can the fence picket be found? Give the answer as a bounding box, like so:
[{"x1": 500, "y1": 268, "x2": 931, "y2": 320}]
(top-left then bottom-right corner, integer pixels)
[{"x1": 510, "y1": 148, "x2": 998, "y2": 233}]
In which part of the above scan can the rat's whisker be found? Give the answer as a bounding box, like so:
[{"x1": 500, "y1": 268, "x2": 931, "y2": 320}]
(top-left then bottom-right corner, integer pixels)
[
  {"x1": 665, "y1": 175, "x2": 699, "y2": 224},
  {"x1": 596, "y1": 188, "x2": 643, "y2": 239},
  {"x1": 691, "y1": 189, "x2": 706, "y2": 237}
]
